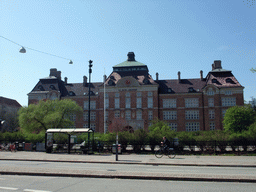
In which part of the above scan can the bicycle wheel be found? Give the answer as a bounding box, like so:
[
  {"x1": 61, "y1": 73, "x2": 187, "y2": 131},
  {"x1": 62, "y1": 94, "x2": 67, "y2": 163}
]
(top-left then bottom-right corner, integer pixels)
[
  {"x1": 167, "y1": 150, "x2": 176, "y2": 159},
  {"x1": 155, "y1": 149, "x2": 164, "y2": 158}
]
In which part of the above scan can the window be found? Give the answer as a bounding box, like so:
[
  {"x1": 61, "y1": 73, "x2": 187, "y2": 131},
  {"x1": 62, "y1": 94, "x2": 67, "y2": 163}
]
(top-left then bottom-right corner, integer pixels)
[
  {"x1": 163, "y1": 111, "x2": 177, "y2": 120},
  {"x1": 148, "y1": 97, "x2": 153, "y2": 108},
  {"x1": 115, "y1": 111, "x2": 120, "y2": 118},
  {"x1": 83, "y1": 112, "x2": 88, "y2": 121},
  {"x1": 115, "y1": 98, "x2": 120, "y2": 109},
  {"x1": 185, "y1": 98, "x2": 199, "y2": 108},
  {"x1": 207, "y1": 88, "x2": 215, "y2": 96},
  {"x1": 115, "y1": 93, "x2": 119, "y2": 97},
  {"x1": 137, "y1": 92, "x2": 142, "y2": 97},
  {"x1": 137, "y1": 97, "x2": 142, "y2": 108},
  {"x1": 125, "y1": 111, "x2": 131, "y2": 120},
  {"x1": 84, "y1": 101, "x2": 96, "y2": 110},
  {"x1": 163, "y1": 99, "x2": 176, "y2": 108},
  {"x1": 126, "y1": 98, "x2": 131, "y2": 108},
  {"x1": 209, "y1": 122, "x2": 215, "y2": 130},
  {"x1": 148, "y1": 111, "x2": 153, "y2": 120},
  {"x1": 105, "y1": 93, "x2": 109, "y2": 98},
  {"x1": 222, "y1": 97, "x2": 236, "y2": 106},
  {"x1": 186, "y1": 122, "x2": 200, "y2": 132},
  {"x1": 104, "y1": 111, "x2": 108, "y2": 120},
  {"x1": 125, "y1": 92, "x2": 130, "y2": 97},
  {"x1": 69, "y1": 113, "x2": 76, "y2": 121},
  {"x1": 91, "y1": 112, "x2": 96, "y2": 121},
  {"x1": 208, "y1": 98, "x2": 214, "y2": 107},
  {"x1": 148, "y1": 92, "x2": 153, "y2": 97},
  {"x1": 83, "y1": 112, "x2": 96, "y2": 121},
  {"x1": 209, "y1": 110, "x2": 215, "y2": 119},
  {"x1": 222, "y1": 109, "x2": 227, "y2": 118},
  {"x1": 225, "y1": 91, "x2": 232, "y2": 95},
  {"x1": 185, "y1": 110, "x2": 199, "y2": 120},
  {"x1": 90, "y1": 123, "x2": 96, "y2": 131},
  {"x1": 169, "y1": 123, "x2": 177, "y2": 131},
  {"x1": 105, "y1": 98, "x2": 109, "y2": 109},
  {"x1": 136, "y1": 110, "x2": 142, "y2": 120}
]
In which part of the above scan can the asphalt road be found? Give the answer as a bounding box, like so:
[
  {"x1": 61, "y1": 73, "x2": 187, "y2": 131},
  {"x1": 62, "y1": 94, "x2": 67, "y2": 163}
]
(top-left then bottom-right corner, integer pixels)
[
  {"x1": 1, "y1": 160, "x2": 256, "y2": 180},
  {"x1": 0, "y1": 175, "x2": 256, "y2": 192}
]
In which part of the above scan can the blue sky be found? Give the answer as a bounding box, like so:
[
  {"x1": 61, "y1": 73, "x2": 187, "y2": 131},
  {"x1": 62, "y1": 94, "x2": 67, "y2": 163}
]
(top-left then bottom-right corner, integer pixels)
[{"x1": 0, "y1": 0, "x2": 255, "y2": 106}]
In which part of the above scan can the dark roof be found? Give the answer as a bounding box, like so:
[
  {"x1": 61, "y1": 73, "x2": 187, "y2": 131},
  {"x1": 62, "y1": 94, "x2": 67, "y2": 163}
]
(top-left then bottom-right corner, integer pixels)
[
  {"x1": 157, "y1": 79, "x2": 206, "y2": 94},
  {"x1": 65, "y1": 82, "x2": 102, "y2": 96},
  {"x1": 0, "y1": 96, "x2": 22, "y2": 108},
  {"x1": 206, "y1": 71, "x2": 242, "y2": 88}
]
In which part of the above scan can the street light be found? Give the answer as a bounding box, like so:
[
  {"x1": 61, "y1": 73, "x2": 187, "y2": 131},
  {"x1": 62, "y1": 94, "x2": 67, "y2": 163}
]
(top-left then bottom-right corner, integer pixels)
[{"x1": 87, "y1": 60, "x2": 93, "y2": 154}]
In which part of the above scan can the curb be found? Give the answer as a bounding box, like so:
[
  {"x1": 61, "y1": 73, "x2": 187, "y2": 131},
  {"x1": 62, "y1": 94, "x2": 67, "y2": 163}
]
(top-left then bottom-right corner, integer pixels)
[
  {"x1": 1, "y1": 159, "x2": 256, "y2": 168},
  {"x1": 1, "y1": 171, "x2": 256, "y2": 183}
]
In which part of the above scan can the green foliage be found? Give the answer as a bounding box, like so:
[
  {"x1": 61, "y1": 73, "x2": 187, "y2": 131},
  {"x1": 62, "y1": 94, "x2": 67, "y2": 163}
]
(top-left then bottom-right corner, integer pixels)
[
  {"x1": 18, "y1": 99, "x2": 83, "y2": 133},
  {"x1": 223, "y1": 106, "x2": 256, "y2": 133}
]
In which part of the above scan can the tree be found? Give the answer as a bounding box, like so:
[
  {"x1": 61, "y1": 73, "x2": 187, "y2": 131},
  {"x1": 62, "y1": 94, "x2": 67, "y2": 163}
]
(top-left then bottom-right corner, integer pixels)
[
  {"x1": 223, "y1": 106, "x2": 256, "y2": 133},
  {"x1": 18, "y1": 99, "x2": 83, "y2": 133}
]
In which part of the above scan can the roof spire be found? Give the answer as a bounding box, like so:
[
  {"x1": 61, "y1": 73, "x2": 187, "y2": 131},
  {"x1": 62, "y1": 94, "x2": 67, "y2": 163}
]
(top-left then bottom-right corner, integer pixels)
[{"x1": 127, "y1": 52, "x2": 135, "y2": 61}]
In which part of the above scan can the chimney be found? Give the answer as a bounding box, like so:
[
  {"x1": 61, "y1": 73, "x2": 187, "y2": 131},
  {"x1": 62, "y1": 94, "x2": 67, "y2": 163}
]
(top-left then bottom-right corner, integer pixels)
[
  {"x1": 64, "y1": 77, "x2": 68, "y2": 84},
  {"x1": 83, "y1": 76, "x2": 87, "y2": 86},
  {"x1": 200, "y1": 70, "x2": 203, "y2": 80},
  {"x1": 212, "y1": 60, "x2": 222, "y2": 70},
  {"x1": 50, "y1": 68, "x2": 61, "y2": 80},
  {"x1": 156, "y1": 72, "x2": 159, "y2": 81},
  {"x1": 127, "y1": 52, "x2": 135, "y2": 61},
  {"x1": 178, "y1": 71, "x2": 181, "y2": 83},
  {"x1": 103, "y1": 75, "x2": 107, "y2": 83}
]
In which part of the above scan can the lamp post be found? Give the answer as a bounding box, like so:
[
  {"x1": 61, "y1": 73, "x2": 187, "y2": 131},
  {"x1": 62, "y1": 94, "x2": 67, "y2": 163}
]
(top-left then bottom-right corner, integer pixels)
[{"x1": 88, "y1": 60, "x2": 93, "y2": 153}]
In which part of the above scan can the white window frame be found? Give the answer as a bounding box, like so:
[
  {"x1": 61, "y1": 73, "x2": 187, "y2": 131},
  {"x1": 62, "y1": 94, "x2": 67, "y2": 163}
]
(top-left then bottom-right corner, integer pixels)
[
  {"x1": 186, "y1": 122, "x2": 200, "y2": 132},
  {"x1": 222, "y1": 97, "x2": 236, "y2": 107},
  {"x1": 163, "y1": 111, "x2": 177, "y2": 120},
  {"x1": 185, "y1": 110, "x2": 199, "y2": 120},
  {"x1": 185, "y1": 98, "x2": 199, "y2": 108},
  {"x1": 137, "y1": 97, "x2": 142, "y2": 108},
  {"x1": 114, "y1": 111, "x2": 120, "y2": 118},
  {"x1": 209, "y1": 109, "x2": 215, "y2": 119},
  {"x1": 148, "y1": 110, "x2": 153, "y2": 120},
  {"x1": 115, "y1": 98, "x2": 120, "y2": 109},
  {"x1": 169, "y1": 123, "x2": 177, "y2": 131},
  {"x1": 208, "y1": 98, "x2": 214, "y2": 107},
  {"x1": 209, "y1": 122, "x2": 215, "y2": 130},
  {"x1": 148, "y1": 97, "x2": 153, "y2": 108},
  {"x1": 163, "y1": 99, "x2": 176, "y2": 108},
  {"x1": 125, "y1": 110, "x2": 131, "y2": 120},
  {"x1": 136, "y1": 110, "x2": 142, "y2": 120},
  {"x1": 126, "y1": 98, "x2": 131, "y2": 108}
]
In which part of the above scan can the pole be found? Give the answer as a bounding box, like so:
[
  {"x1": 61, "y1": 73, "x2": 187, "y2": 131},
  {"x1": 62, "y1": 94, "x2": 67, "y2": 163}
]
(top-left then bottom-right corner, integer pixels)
[
  {"x1": 116, "y1": 133, "x2": 118, "y2": 161},
  {"x1": 104, "y1": 69, "x2": 106, "y2": 134},
  {"x1": 88, "y1": 60, "x2": 93, "y2": 154}
]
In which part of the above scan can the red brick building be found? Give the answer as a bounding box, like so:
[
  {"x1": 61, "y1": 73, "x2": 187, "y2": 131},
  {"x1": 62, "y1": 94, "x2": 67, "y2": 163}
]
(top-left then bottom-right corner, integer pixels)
[{"x1": 28, "y1": 52, "x2": 244, "y2": 132}]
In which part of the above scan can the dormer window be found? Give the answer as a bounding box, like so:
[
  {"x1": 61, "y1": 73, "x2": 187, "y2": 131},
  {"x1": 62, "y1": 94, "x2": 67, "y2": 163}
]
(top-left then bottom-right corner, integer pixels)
[
  {"x1": 188, "y1": 87, "x2": 195, "y2": 93},
  {"x1": 143, "y1": 78, "x2": 150, "y2": 84},
  {"x1": 38, "y1": 85, "x2": 44, "y2": 91},
  {"x1": 108, "y1": 80, "x2": 115, "y2": 86},
  {"x1": 167, "y1": 88, "x2": 173, "y2": 93},
  {"x1": 212, "y1": 79, "x2": 218, "y2": 83},
  {"x1": 49, "y1": 85, "x2": 56, "y2": 90},
  {"x1": 69, "y1": 91, "x2": 75, "y2": 96},
  {"x1": 226, "y1": 78, "x2": 233, "y2": 83}
]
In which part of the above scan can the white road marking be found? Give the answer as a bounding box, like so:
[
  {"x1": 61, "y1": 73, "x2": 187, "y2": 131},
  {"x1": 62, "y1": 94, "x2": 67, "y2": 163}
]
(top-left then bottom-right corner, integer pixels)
[
  {"x1": 23, "y1": 189, "x2": 52, "y2": 192},
  {"x1": 0, "y1": 186, "x2": 18, "y2": 190}
]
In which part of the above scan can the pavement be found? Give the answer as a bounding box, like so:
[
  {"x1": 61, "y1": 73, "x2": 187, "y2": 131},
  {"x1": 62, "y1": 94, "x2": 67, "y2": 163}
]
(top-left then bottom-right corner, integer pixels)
[{"x1": 1, "y1": 151, "x2": 256, "y2": 182}]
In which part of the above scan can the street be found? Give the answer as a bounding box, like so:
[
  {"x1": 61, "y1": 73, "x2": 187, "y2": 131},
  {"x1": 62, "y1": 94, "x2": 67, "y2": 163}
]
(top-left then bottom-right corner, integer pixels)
[
  {"x1": 1, "y1": 160, "x2": 256, "y2": 181},
  {"x1": 0, "y1": 175, "x2": 256, "y2": 192}
]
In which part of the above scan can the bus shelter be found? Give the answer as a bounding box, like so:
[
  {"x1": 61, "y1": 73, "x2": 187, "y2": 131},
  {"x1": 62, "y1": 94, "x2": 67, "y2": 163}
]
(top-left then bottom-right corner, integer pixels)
[{"x1": 45, "y1": 128, "x2": 94, "y2": 154}]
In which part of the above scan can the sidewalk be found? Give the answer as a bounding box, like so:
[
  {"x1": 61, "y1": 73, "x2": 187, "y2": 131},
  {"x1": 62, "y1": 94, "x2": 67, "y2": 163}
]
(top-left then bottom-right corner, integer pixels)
[{"x1": 1, "y1": 151, "x2": 256, "y2": 182}]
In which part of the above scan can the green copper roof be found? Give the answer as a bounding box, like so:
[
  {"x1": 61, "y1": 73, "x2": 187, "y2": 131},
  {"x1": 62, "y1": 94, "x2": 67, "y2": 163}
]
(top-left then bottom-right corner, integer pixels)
[{"x1": 113, "y1": 61, "x2": 146, "y2": 68}]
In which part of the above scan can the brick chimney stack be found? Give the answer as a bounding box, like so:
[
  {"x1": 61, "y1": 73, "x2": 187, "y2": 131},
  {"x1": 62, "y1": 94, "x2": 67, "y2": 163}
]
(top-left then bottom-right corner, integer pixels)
[
  {"x1": 200, "y1": 70, "x2": 203, "y2": 80},
  {"x1": 64, "y1": 77, "x2": 68, "y2": 84},
  {"x1": 83, "y1": 76, "x2": 87, "y2": 86},
  {"x1": 212, "y1": 60, "x2": 222, "y2": 70},
  {"x1": 156, "y1": 72, "x2": 159, "y2": 81},
  {"x1": 178, "y1": 71, "x2": 181, "y2": 83},
  {"x1": 50, "y1": 68, "x2": 61, "y2": 80}
]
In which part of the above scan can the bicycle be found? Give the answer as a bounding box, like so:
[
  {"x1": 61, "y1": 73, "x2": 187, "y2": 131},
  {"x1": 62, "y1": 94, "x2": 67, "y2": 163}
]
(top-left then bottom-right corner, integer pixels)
[{"x1": 155, "y1": 147, "x2": 176, "y2": 159}]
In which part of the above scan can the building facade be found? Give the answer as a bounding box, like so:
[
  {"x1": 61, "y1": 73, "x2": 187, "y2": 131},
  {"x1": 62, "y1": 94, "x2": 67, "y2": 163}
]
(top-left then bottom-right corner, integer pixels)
[{"x1": 28, "y1": 52, "x2": 244, "y2": 132}]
